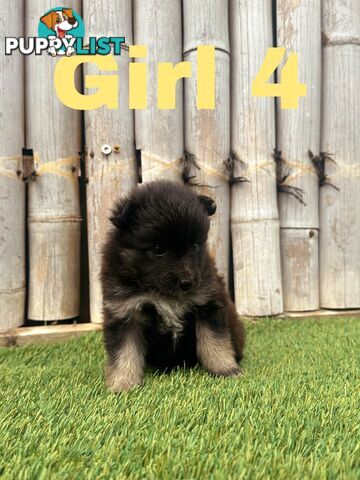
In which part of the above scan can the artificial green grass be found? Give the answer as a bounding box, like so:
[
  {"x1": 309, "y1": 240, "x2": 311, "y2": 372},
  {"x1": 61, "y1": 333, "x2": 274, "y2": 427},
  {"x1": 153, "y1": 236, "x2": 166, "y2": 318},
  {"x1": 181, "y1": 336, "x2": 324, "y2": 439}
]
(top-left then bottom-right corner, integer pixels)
[{"x1": 0, "y1": 317, "x2": 359, "y2": 480}]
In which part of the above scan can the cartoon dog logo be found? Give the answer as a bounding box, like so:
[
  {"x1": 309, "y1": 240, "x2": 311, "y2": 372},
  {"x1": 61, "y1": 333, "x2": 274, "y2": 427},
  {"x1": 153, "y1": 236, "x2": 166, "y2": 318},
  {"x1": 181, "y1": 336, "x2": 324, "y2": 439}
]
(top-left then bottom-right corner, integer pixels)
[{"x1": 40, "y1": 8, "x2": 79, "y2": 56}]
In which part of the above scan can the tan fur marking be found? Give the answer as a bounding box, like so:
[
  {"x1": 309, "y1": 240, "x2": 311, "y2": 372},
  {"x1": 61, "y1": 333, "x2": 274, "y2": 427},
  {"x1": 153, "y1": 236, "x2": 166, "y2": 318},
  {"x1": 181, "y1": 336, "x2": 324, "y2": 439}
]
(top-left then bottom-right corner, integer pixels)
[
  {"x1": 105, "y1": 331, "x2": 145, "y2": 392},
  {"x1": 40, "y1": 11, "x2": 57, "y2": 30},
  {"x1": 104, "y1": 289, "x2": 211, "y2": 334},
  {"x1": 196, "y1": 323, "x2": 240, "y2": 376}
]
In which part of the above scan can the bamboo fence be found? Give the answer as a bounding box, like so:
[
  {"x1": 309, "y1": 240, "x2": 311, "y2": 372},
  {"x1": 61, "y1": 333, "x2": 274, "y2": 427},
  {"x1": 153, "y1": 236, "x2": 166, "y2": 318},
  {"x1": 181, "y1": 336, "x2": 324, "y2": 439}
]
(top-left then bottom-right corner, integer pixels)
[
  {"x1": 184, "y1": 0, "x2": 231, "y2": 282},
  {"x1": 320, "y1": 0, "x2": 360, "y2": 308},
  {"x1": 230, "y1": 0, "x2": 283, "y2": 315},
  {"x1": 133, "y1": 0, "x2": 183, "y2": 182},
  {"x1": 277, "y1": 0, "x2": 321, "y2": 311},
  {"x1": 25, "y1": 0, "x2": 82, "y2": 321},
  {"x1": 84, "y1": 0, "x2": 137, "y2": 324},
  {"x1": 0, "y1": 0, "x2": 359, "y2": 334},
  {"x1": 0, "y1": 0, "x2": 25, "y2": 329}
]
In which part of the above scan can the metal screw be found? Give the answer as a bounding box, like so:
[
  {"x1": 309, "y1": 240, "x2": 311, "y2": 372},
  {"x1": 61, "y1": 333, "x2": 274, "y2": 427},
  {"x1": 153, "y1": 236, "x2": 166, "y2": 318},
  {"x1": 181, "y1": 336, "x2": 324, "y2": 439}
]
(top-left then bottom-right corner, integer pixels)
[{"x1": 101, "y1": 144, "x2": 112, "y2": 155}]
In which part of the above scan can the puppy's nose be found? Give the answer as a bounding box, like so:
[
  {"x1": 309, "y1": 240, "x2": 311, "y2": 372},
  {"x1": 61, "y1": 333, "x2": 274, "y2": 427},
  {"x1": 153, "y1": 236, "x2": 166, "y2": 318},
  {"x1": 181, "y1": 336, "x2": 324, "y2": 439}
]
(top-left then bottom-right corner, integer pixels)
[
  {"x1": 179, "y1": 280, "x2": 193, "y2": 291},
  {"x1": 68, "y1": 17, "x2": 76, "y2": 25}
]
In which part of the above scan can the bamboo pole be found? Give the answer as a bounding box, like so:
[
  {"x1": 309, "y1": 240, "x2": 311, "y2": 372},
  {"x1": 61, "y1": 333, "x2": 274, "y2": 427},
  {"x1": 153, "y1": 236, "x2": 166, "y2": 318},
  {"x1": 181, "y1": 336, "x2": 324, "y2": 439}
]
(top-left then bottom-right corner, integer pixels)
[
  {"x1": 277, "y1": 0, "x2": 321, "y2": 311},
  {"x1": 26, "y1": 2, "x2": 82, "y2": 320},
  {"x1": 230, "y1": 0, "x2": 283, "y2": 315},
  {"x1": 183, "y1": 0, "x2": 230, "y2": 281},
  {"x1": 0, "y1": 0, "x2": 25, "y2": 330},
  {"x1": 134, "y1": 0, "x2": 183, "y2": 182},
  {"x1": 320, "y1": 0, "x2": 360, "y2": 308},
  {"x1": 84, "y1": 0, "x2": 137, "y2": 324}
]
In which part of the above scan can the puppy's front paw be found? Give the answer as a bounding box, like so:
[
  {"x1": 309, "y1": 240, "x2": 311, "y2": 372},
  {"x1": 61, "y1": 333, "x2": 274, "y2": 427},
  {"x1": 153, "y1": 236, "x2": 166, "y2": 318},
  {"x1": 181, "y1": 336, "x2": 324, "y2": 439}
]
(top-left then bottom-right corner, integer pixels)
[
  {"x1": 105, "y1": 366, "x2": 143, "y2": 393},
  {"x1": 200, "y1": 353, "x2": 242, "y2": 378},
  {"x1": 66, "y1": 46, "x2": 76, "y2": 56},
  {"x1": 214, "y1": 366, "x2": 242, "y2": 377},
  {"x1": 201, "y1": 358, "x2": 242, "y2": 378}
]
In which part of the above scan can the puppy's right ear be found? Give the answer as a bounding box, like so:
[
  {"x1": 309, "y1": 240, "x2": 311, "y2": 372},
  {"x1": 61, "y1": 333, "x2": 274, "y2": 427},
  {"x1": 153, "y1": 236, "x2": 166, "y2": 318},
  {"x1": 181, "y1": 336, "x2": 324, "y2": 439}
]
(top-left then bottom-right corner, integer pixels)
[
  {"x1": 110, "y1": 200, "x2": 137, "y2": 230},
  {"x1": 40, "y1": 11, "x2": 55, "y2": 30},
  {"x1": 198, "y1": 195, "x2": 217, "y2": 216}
]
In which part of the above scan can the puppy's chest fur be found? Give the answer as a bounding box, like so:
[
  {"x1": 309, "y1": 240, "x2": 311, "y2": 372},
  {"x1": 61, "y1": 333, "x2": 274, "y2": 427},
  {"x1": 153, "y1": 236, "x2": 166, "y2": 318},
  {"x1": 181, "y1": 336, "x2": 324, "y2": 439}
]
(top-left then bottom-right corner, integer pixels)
[
  {"x1": 148, "y1": 298, "x2": 190, "y2": 336},
  {"x1": 109, "y1": 291, "x2": 209, "y2": 338}
]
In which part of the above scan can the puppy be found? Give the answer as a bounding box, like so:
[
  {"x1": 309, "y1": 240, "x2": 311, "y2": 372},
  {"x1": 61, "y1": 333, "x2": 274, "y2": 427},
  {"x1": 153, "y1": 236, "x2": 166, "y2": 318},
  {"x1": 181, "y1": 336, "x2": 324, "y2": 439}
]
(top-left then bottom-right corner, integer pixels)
[
  {"x1": 40, "y1": 9, "x2": 78, "y2": 38},
  {"x1": 101, "y1": 180, "x2": 245, "y2": 392}
]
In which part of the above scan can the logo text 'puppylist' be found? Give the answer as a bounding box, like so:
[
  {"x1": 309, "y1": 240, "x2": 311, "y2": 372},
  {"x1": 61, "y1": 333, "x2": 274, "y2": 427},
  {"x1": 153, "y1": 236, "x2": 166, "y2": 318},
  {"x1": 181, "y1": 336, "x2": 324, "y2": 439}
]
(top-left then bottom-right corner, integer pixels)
[{"x1": 5, "y1": 7, "x2": 124, "y2": 57}]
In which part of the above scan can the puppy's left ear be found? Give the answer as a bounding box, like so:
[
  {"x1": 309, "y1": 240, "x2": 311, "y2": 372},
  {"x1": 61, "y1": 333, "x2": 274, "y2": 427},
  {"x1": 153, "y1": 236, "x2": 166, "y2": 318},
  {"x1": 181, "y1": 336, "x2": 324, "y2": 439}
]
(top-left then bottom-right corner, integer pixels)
[
  {"x1": 110, "y1": 200, "x2": 138, "y2": 230},
  {"x1": 198, "y1": 195, "x2": 217, "y2": 216}
]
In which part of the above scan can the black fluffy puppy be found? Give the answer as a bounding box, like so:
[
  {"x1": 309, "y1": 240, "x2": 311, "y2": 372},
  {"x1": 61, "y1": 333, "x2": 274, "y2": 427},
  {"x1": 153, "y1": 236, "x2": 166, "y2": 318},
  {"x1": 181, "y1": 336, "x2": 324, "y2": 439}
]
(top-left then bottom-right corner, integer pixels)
[{"x1": 101, "y1": 180, "x2": 245, "y2": 392}]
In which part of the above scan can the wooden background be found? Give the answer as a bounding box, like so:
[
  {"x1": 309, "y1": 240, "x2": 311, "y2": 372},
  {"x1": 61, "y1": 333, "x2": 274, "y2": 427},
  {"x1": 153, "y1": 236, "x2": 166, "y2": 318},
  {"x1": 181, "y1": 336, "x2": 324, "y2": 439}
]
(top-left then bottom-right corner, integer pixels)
[{"x1": 1, "y1": 0, "x2": 359, "y2": 332}]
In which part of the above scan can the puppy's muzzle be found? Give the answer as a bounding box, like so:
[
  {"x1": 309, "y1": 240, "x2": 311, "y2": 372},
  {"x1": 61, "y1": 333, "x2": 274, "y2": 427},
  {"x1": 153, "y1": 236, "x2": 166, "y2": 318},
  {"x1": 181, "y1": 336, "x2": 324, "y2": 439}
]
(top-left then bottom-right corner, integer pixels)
[{"x1": 68, "y1": 17, "x2": 77, "y2": 25}]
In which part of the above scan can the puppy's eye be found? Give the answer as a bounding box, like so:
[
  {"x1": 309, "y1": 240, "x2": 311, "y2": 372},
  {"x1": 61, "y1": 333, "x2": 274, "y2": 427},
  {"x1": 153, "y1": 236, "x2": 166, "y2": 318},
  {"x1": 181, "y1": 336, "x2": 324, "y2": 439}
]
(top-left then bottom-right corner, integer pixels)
[
  {"x1": 193, "y1": 243, "x2": 200, "y2": 251},
  {"x1": 56, "y1": 16, "x2": 61, "y2": 22},
  {"x1": 152, "y1": 244, "x2": 166, "y2": 257}
]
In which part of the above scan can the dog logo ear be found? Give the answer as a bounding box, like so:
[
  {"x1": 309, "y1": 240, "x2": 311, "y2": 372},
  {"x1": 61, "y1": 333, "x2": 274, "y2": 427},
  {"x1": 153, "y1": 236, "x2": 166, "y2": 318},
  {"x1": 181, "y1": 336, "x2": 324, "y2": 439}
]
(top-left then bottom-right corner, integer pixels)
[
  {"x1": 40, "y1": 11, "x2": 55, "y2": 29},
  {"x1": 63, "y1": 8, "x2": 73, "y2": 18},
  {"x1": 110, "y1": 200, "x2": 138, "y2": 230},
  {"x1": 198, "y1": 195, "x2": 217, "y2": 216}
]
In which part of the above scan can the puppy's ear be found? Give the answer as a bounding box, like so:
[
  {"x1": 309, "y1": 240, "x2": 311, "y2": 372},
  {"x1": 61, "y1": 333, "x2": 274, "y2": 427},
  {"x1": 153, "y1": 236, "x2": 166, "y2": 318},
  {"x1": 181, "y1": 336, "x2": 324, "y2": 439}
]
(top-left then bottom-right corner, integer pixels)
[
  {"x1": 40, "y1": 11, "x2": 56, "y2": 29},
  {"x1": 63, "y1": 8, "x2": 73, "y2": 18},
  {"x1": 198, "y1": 195, "x2": 217, "y2": 216},
  {"x1": 110, "y1": 200, "x2": 138, "y2": 230}
]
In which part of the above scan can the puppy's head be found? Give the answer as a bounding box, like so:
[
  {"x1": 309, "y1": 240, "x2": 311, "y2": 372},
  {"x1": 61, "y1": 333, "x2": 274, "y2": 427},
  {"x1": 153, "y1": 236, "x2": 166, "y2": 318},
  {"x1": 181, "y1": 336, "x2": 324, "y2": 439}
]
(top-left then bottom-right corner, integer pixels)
[
  {"x1": 109, "y1": 181, "x2": 216, "y2": 296},
  {"x1": 40, "y1": 9, "x2": 78, "y2": 37}
]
